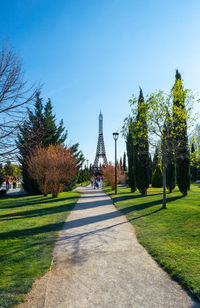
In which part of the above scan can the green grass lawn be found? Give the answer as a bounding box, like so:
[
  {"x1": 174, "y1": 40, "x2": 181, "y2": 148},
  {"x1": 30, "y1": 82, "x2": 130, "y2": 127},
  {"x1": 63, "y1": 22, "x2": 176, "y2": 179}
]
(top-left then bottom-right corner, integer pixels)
[
  {"x1": 104, "y1": 184, "x2": 200, "y2": 299},
  {"x1": 77, "y1": 181, "x2": 89, "y2": 187},
  {"x1": 0, "y1": 191, "x2": 80, "y2": 307}
]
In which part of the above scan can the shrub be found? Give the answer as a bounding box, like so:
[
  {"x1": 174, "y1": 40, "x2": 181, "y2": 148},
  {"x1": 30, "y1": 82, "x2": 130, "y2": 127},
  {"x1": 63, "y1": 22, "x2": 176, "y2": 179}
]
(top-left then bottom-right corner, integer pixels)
[
  {"x1": 152, "y1": 163, "x2": 163, "y2": 188},
  {"x1": 28, "y1": 145, "x2": 77, "y2": 197},
  {"x1": 102, "y1": 164, "x2": 121, "y2": 190}
]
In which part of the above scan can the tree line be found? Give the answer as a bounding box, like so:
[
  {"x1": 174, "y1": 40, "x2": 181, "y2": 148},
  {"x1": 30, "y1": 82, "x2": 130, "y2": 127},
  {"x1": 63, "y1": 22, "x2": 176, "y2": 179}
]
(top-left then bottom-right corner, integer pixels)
[{"x1": 124, "y1": 70, "x2": 199, "y2": 208}]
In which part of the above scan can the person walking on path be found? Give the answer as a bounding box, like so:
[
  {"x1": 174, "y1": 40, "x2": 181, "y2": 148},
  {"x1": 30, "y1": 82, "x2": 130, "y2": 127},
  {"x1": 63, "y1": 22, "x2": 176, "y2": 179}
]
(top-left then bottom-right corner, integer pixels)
[
  {"x1": 5, "y1": 176, "x2": 10, "y2": 190},
  {"x1": 19, "y1": 186, "x2": 200, "y2": 308},
  {"x1": 12, "y1": 176, "x2": 17, "y2": 189}
]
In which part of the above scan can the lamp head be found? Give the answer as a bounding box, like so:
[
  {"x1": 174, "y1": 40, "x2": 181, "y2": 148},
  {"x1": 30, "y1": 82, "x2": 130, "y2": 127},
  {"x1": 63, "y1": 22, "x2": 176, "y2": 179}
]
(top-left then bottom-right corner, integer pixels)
[{"x1": 113, "y1": 132, "x2": 119, "y2": 141}]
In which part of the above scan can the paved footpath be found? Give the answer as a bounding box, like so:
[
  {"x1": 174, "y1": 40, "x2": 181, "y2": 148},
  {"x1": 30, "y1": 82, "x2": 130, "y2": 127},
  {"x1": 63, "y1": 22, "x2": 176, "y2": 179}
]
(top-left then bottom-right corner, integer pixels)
[{"x1": 19, "y1": 186, "x2": 200, "y2": 308}]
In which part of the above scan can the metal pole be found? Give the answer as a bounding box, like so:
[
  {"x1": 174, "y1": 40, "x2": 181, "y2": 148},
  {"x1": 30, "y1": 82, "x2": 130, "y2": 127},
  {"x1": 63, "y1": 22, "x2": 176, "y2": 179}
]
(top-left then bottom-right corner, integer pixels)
[{"x1": 115, "y1": 139, "x2": 117, "y2": 194}]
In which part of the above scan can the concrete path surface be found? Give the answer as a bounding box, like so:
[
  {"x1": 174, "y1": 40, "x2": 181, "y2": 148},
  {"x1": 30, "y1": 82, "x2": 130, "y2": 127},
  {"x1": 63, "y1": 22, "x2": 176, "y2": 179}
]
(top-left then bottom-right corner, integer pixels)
[{"x1": 19, "y1": 186, "x2": 200, "y2": 308}]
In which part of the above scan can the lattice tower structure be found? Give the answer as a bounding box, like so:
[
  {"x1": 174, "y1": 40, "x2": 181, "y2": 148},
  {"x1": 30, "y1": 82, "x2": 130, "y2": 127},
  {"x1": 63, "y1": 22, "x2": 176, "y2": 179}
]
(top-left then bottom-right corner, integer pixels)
[{"x1": 94, "y1": 112, "x2": 108, "y2": 168}]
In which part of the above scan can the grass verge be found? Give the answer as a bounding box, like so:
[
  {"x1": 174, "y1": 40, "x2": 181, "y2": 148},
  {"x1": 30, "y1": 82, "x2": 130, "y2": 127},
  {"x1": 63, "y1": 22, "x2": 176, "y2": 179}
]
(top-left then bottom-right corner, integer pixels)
[
  {"x1": 0, "y1": 191, "x2": 80, "y2": 307},
  {"x1": 103, "y1": 184, "x2": 200, "y2": 299}
]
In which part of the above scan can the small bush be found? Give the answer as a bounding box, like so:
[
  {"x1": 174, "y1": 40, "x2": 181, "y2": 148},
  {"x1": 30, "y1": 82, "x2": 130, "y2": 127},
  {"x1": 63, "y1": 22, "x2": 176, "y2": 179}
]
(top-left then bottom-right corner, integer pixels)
[{"x1": 102, "y1": 164, "x2": 121, "y2": 190}]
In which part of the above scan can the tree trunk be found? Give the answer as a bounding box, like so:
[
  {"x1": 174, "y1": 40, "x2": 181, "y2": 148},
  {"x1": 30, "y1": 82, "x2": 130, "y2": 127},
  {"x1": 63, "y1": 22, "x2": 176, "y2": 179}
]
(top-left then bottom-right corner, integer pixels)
[{"x1": 162, "y1": 164, "x2": 167, "y2": 209}]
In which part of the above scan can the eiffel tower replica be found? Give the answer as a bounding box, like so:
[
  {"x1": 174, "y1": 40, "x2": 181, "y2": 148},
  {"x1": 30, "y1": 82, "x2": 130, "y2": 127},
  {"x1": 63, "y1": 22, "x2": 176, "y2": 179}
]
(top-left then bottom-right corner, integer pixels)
[{"x1": 93, "y1": 112, "x2": 108, "y2": 170}]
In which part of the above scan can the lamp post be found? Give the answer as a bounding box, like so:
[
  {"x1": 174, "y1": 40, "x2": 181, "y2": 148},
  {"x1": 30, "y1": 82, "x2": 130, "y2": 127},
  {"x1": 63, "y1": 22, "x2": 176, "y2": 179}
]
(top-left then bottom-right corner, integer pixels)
[
  {"x1": 86, "y1": 159, "x2": 89, "y2": 184},
  {"x1": 113, "y1": 132, "x2": 119, "y2": 194}
]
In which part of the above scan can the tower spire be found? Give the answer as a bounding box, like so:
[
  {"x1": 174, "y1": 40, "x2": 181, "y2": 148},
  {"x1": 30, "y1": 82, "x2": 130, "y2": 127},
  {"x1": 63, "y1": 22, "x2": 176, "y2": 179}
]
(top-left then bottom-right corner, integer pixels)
[{"x1": 94, "y1": 112, "x2": 108, "y2": 168}]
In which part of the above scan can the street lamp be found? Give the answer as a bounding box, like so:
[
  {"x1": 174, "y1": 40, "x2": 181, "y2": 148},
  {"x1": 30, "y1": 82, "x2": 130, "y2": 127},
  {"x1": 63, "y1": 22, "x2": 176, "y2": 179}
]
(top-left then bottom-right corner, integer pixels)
[
  {"x1": 86, "y1": 159, "x2": 89, "y2": 184},
  {"x1": 113, "y1": 132, "x2": 119, "y2": 194}
]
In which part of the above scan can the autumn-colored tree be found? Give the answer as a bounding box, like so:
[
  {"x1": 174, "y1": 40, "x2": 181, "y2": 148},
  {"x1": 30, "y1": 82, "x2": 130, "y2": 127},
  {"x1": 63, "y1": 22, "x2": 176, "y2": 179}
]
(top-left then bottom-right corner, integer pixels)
[
  {"x1": 28, "y1": 144, "x2": 77, "y2": 197},
  {"x1": 102, "y1": 163, "x2": 121, "y2": 190}
]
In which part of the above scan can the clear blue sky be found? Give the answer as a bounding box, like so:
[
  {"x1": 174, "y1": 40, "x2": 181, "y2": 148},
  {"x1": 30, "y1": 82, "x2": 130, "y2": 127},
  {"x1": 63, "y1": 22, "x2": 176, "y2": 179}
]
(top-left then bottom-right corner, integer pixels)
[{"x1": 1, "y1": 0, "x2": 200, "y2": 165}]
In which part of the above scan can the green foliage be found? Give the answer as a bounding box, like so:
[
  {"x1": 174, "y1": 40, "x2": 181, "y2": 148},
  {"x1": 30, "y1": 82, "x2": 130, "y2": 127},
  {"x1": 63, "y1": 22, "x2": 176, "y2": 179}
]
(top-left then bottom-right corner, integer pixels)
[
  {"x1": 4, "y1": 161, "x2": 14, "y2": 176},
  {"x1": 152, "y1": 163, "x2": 163, "y2": 188},
  {"x1": 17, "y1": 92, "x2": 67, "y2": 194},
  {"x1": 65, "y1": 143, "x2": 85, "y2": 190},
  {"x1": 166, "y1": 163, "x2": 175, "y2": 193},
  {"x1": 149, "y1": 154, "x2": 153, "y2": 184},
  {"x1": 152, "y1": 146, "x2": 160, "y2": 172},
  {"x1": 0, "y1": 164, "x2": 5, "y2": 186},
  {"x1": 123, "y1": 152, "x2": 127, "y2": 171},
  {"x1": 172, "y1": 70, "x2": 190, "y2": 195},
  {"x1": 76, "y1": 167, "x2": 90, "y2": 185},
  {"x1": 126, "y1": 120, "x2": 136, "y2": 192},
  {"x1": 119, "y1": 157, "x2": 123, "y2": 170},
  {"x1": 104, "y1": 185, "x2": 200, "y2": 299},
  {"x1": 135, "y1": 88, "x2": 150, "y2": 195},
  {"x1": 11, "y1": 164, "x2": 21, "y2": 177},
  {"x1": 162, "y1": 112, "x2": 175, "y2": 193},
  {"x1": 191, "y1": 143, "x2": 198, "y2": 182}
]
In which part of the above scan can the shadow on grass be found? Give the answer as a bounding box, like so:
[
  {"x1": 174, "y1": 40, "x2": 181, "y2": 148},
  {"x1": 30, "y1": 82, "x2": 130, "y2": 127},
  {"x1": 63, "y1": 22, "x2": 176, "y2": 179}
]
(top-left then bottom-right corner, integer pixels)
[
  {"x1": 111, "y1": 193, "x2": 165, "y2": 203},
  {"x1": 114, "y1": 195, "x2": 184, "y2": 214},
  {"x1": 0, "y1": 199, "x2": 78, "y2": 221},
  {"x1": 0, "y1": 195, "x2": 78, "y2": 210},
  {"x1": 1, "y1": 195, "x2": 184, "y2": 238},
  {"x1": 0, "y1": 221, "x2": 65, "y2": 240}
]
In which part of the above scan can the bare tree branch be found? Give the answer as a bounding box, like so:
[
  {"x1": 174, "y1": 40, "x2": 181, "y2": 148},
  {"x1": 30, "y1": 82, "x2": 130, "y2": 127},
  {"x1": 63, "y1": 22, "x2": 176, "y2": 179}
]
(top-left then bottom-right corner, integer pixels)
[{"x1": 0, "y1": 40, "x2": 39, "y2": 161}]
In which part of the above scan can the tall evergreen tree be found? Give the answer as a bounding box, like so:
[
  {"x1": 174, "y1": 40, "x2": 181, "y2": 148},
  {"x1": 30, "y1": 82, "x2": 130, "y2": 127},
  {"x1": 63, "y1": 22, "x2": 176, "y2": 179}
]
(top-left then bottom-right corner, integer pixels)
[
  {"x1": 165, "y1": 112, "x2": 175, "y2": 193},
  {"x1": 152, "y1": 163, "x2": 163, "y2": 188},
  {"x1": 17, "y1": 92, "x2": 67, "y2": 193},
  {"x1": 123, "y1": 152, "x2": 127, "y2": 171},
  {"x1": 119, "y1": 157, "x2": 123, "y2": 170},
  {"x1": 149, "y1": 154, "x2": 153, "y2": 184},
  {"x1": 43, "y1": 99, "x2": 67, "y2": 146},
  {"x1": 135, "y1": 88, "x2": 149, "y2": 195},
  {"x1": 126, "y1": 120, "x2": 136, "y2": 192},
  {"x1": 191, "y1": 143, "x2": 198, "y2": 182},
  {"x1": 152, "y1": 146, "x2": 160, "y2": 173},
  {"x1": 172, "y1": 70, "x2": 190, "y2": 195}
]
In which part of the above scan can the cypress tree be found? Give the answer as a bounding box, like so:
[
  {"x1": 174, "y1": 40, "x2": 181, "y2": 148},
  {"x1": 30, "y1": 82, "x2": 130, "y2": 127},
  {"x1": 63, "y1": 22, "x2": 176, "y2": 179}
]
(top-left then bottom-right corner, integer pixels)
[
  {"x1": 165, "y1": 112, "x2": 175, "y2": 193},
  {"x1": 197, "y1": 160, "x2": 200, "y2": 180},
  {"x1": 119, "y1": 157, "x2": 123, "y2": 170},
  {"x1": 149, "y1": 154, "x2": 153, "y2": 184},
  {"x1": 152, "y1": 163, "x2": 163, "y2": 188},
  {"x1": 126, "y1": 120, "x2": 136, "y2": 192},
  {"x1": 152, "y1": 146, "x2": 160, "y2": 173},
  {"x1": 191, "y1": 143, "x2": 198, "y2": 182},
  {"x1": 172, "y1": 70, "x2": 190, "y2": 195},
  {"x1": 17, "y1": 92, "x2": 67, "y2": 193},
  {"x1": 135, "y1": 88, "x2": 149, "y2": 195},
  {"x1": 123, "y1": 152, "x2": 127, "y2": 171}
]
